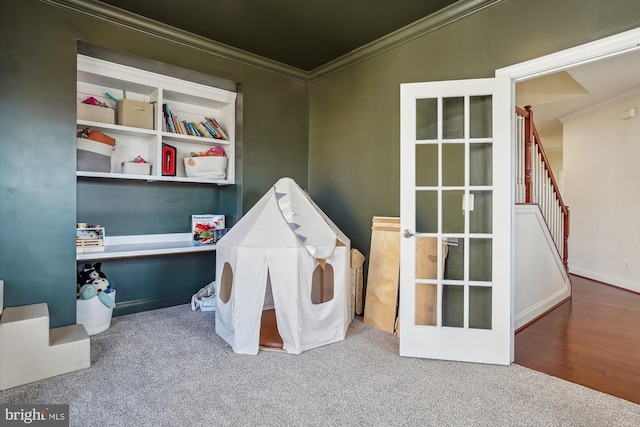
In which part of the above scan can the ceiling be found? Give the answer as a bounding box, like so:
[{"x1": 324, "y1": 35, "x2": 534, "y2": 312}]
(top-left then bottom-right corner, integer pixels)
[{"x1": 99, "y1": 0, "x2": 459, "y2": 71}]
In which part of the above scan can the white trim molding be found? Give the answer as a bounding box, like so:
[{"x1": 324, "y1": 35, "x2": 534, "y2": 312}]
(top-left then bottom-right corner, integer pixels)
[
  {"x1": 570, "y1": 267, "x2": 640, "y2": 294},
  {"x1": 496, "y1": 27, "x2": 640, "y2": 82}
]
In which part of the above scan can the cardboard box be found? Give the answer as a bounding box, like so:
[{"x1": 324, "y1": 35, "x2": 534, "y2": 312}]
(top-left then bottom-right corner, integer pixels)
[
  {"x1": 116, "y1": 99, "x2": 154, "y2": 129},
  {"x1": 77, "y1": 102, "x2": 115, "y2": 124}
]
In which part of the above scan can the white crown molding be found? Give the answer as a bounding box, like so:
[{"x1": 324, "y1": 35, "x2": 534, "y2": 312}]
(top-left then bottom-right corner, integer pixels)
[
  {"x1": 43, "y1": 0, "x2": 504, "y2": 84},
  {"x1": 309, "y1": 0, "x2": 507, "y2": 81},
  {"x1": 41, "y1": 0, "x2": 309, "y2": 82},
  {"x1": 559, "y1": 86, "x2": 640, "y2": 123}
]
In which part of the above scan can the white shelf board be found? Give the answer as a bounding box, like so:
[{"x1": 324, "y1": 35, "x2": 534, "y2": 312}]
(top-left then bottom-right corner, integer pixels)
[
  {"x1": 77, "y1": 119, "x2": 157, "y2": 137},
  {"x1": 76, "y1": 171, "x2": 233, "y2": 185},
  {"x1": 76, "y1": 233, "x2": 216, "y2": 261}
]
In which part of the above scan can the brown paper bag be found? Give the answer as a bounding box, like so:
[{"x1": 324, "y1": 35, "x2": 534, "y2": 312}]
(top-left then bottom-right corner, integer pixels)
[{"x1": 363, "y1": 217, "x2": 400, "y2": 333}]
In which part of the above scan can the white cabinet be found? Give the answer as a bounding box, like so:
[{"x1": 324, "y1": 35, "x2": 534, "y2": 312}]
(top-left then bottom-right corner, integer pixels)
[{"x1": 76, "y1": 55, "x2": 236, "y2": 184}]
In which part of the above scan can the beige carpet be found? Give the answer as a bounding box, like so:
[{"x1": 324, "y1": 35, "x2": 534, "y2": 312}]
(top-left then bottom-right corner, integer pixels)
[{"x1": 0, "y1": 304, "x2": 638, "y2": 426}]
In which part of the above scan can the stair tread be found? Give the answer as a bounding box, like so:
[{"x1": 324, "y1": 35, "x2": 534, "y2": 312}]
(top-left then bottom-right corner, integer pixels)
[
  {"x1": 50, "y1": 324, "x2": 89, "y2": 346},
  {"x1": 0, "y1": 303, "x2": 48, "y2": 324}
]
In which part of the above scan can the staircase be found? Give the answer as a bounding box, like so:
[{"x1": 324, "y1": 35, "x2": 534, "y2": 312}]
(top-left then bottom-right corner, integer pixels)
[
  {"x1": 0, "y1": 280, "x2": 90, "y2": 390},
  {"x1": 515, "y1": 106, "x2": 570, "y2": 265},
  {"x1": 514, "y1": 106, "x2": 572, "y2": 330}
]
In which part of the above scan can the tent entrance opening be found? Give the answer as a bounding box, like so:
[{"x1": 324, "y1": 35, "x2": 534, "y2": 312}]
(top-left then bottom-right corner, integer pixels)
[{"x1": 259, "y1": 271, "x2": 284, "y2": 349}]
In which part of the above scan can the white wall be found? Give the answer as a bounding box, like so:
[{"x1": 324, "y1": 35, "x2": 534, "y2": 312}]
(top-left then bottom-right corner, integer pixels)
[{"x1": 562, "y1": 95, "x2": 640, "y2": 292}]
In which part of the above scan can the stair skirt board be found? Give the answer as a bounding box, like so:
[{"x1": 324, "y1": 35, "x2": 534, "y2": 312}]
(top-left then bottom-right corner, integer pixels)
[{"x1": 515, "y1": 205, "x2": 571, "y2": 331}]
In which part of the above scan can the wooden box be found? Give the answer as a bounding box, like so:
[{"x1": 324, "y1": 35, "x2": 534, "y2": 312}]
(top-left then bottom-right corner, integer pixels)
[{"x1": 76, "y1": 227, "x2": 105, "y2": 253}]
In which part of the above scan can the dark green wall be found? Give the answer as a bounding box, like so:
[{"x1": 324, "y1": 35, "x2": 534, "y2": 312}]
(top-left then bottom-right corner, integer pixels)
[
  {"x1": 0, "y1": 0, "x2": 309, "y2": 327},
  {"x1": 2, "y1": 0, "x2": 640, "y2": 328},
  {"x1": 308, "y1": 0, "x2": 640, "y2": 258}
]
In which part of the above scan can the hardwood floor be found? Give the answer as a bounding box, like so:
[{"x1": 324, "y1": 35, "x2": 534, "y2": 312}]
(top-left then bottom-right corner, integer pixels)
[{"x1": 515, "y1": 275, "x2": 640, "y2": 405}]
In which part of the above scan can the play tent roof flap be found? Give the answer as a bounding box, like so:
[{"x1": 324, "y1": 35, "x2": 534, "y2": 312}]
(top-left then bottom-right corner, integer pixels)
[{"x1": 215, "y1": 177, "x2": 351, "y2": 355}]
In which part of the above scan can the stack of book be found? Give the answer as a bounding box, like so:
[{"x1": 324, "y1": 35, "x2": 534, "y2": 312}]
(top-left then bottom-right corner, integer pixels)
[{"x1": 162, "y1": 103, "x2": 229, "y2": 140}]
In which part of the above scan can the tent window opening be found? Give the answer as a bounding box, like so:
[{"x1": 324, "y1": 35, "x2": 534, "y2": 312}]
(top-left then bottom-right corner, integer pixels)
[
  {"x1": 219, "y1": 262, "x2": 233, "y2": 304},
  {"x1": 311, "y1": 263, "x2": 334, "y2": 304}
]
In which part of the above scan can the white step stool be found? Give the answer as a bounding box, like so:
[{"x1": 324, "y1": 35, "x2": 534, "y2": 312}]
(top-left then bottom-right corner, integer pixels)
[{"x1": 0, "y1": 280, "x2": 90, "y2": 390}]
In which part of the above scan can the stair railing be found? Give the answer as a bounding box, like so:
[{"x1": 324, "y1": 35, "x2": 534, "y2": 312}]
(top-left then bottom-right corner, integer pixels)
[{"x1": 515, "y1": 106, "x2": 570, "y2": 268}]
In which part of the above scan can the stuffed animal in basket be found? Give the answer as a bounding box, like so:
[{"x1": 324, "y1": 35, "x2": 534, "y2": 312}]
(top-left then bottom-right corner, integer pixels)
[
  {"x1": 78, "y1": 262, "x2": 111, "y2": 293},
  {"x1": 77, "y1": 262, "x2": 115, "y2": 308}
]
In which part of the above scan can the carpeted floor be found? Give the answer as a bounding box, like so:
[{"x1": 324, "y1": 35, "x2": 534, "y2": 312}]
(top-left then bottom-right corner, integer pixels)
[{"x1": 1, "y1": 305, "x2": 639, "y2": 426}]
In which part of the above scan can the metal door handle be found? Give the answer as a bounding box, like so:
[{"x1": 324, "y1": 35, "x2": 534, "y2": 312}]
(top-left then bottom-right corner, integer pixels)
[{"x1": 403, "y1": 229, "x2": 414, "y2": 238}]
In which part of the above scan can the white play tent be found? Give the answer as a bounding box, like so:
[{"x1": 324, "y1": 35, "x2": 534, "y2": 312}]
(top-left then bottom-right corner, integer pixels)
[{"x1": 214, "y1": 177, "x2": 351, "y2": 355}]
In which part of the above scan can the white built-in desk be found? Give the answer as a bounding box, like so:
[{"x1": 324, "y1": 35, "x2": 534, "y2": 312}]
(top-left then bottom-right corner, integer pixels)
[{"x1": 76, "y1": 233, "x2": 216, "y2": 261}]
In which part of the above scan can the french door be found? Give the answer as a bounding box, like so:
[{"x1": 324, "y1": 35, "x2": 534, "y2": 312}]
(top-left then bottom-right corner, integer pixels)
[{"x1": 399, "y1": 78, "x2": 512, "y2": 365}]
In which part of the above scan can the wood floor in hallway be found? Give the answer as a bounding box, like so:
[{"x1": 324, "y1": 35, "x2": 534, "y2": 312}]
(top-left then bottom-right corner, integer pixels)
[{"x1": 515, "y1": 275, "x2": 640, "y2": 405}]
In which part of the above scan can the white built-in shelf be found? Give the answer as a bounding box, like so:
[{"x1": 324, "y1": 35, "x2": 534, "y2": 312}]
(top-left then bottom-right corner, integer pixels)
[
  {"x1": 76, "y1": 54, "x2": 236, "y2": 185},
  {"x1": 76, "y1": 233, "x2": 216, "y2": 261}
]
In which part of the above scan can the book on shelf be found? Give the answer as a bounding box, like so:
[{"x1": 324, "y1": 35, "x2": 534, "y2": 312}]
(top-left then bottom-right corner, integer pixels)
[
  {"x1": 192, "y1": 214, "x2": 225, "y2": 245},
  {"x1": 185, "y1": 122, "x2": 199, "y2": 137},
  {"x1": 195, "y1": 122, "x2": 212, "y2": 138},
  {"x1": 162, "y1": 103, "x2": 176, "y2": 134},
  {"x1": 202, "y1": 121, "x2": 222, "y2": 139},
  {"x1": 205, "y1": 117, "x2": 230, "y2": 140},
  {"x1": 172, "y1": 112, "x2": 182, "y2": 135},
  {"x1": 179, "y1": 120, "x2": 188, "y2": 135}
]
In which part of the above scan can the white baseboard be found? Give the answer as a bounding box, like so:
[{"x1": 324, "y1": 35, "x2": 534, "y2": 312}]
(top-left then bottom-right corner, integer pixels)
[
  {"x1": 515, "y1": 285, "x2": 570, "y2": 330},
  {"x1": 569, "y1": 266, "x2": 640, "y2": 293}
]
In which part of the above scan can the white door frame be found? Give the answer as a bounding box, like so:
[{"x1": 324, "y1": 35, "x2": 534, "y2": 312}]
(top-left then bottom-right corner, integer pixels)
[
  {"x1": 496, "y1": 27, "x2": 640, "y2": 84},
  {"x1": 496, "y1": 27, "x2": 640, "y2": 333}
]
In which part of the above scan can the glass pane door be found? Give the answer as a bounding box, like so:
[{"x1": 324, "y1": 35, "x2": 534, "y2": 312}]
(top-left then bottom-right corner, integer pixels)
[{"x1": 399, "y1": 78, "x2": 512, "y2": 365}]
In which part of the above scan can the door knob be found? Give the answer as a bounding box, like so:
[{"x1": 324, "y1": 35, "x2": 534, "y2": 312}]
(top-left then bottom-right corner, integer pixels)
[{"x1": 403, "y1": 229, "x2": 415, "y2": 238}]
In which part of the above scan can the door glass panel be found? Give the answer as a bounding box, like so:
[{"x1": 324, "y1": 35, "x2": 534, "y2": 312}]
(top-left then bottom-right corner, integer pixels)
[
  {"x1": 469, "y1": 286, "x2": 492, "y2": 329},
  {"x1": 416, "y1": 237, "x2": 439, "y2": 280},
  {"x1": 416, "y1": 98, "x2": 437, "y2": 140},
  {"x1": 415, "y1": 283, "x2": 437, "y2": 326},
  {"x1": 416, "y1": 144, "x2": 438, "y2": 186},
  {"x1": 416, "y1": 190, "x2": 437, "y2": 233},
  {"x1": 469, "y1": 190, "x2": 492, "y2": 234},
  {"x1": 443, "y1": 237, "x2": 463, "y2": 281},
  {"x1": 442, "y1": 190, "x2": 464, "y2": 233},
  {"x1": 443, "y1": 97, "x2": 464, "y2": 139},
  {"x1": 470, "y1": 143, "x2": 492, "y2": 186},
  {"x1": 442, "y1": 143, "x2": 464, "y2": 186},
  {"x1": 469, "y1": 238, "x2": 492, "y2": 282},
  {"x1": 442, "y1": 285, "x2": 463, "y2": 327},
  {"x1": 470, "y1": 95, "x2": 492, "y2": 138}
]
